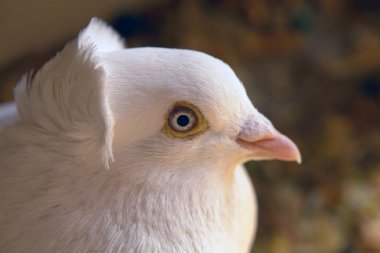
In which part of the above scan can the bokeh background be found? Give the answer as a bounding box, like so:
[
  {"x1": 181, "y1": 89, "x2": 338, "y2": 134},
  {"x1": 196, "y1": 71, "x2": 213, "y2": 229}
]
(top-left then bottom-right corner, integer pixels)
[{"x1": 1, "y1": 0, "x2": 380, "y2": 252}]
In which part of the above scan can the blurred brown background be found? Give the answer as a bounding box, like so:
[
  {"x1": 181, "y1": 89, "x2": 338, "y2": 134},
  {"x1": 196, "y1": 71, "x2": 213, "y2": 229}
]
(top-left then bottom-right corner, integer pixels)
[{"x1": 1, "y1": 0, "x2": 380, "y2": 252}]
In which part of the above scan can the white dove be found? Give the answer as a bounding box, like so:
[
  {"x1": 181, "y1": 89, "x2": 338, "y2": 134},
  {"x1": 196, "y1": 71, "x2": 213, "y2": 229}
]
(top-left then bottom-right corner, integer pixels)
[{"x1": 0, "y1": 18, "x2": 301, "y2": 253}]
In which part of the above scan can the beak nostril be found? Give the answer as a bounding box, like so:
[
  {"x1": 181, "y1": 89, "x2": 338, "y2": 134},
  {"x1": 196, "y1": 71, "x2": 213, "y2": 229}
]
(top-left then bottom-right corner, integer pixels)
[
  {"x1": 237, "y1": 113, "x2": 301, "y2": 163},
  {"x1": 238, "y1": 113, "x2": 277, "y2": 142}
]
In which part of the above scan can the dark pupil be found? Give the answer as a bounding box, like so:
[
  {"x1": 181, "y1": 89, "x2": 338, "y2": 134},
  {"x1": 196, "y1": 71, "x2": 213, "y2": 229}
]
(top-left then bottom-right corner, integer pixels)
[{"x1": 177, "y1": 115, "x2": 190, "y2": 127}]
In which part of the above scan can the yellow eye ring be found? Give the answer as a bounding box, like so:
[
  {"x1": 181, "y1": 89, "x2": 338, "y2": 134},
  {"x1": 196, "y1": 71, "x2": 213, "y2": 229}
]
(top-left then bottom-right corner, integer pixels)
[{"x1": 163, "y1": 101, "x2": 208, "y2": 139}]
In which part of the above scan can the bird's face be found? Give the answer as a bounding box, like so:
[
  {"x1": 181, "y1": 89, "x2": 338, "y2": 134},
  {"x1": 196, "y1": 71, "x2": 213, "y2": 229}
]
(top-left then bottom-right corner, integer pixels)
[{"x1": 102, "y1": 48, "x2": 300, "y2": 171}]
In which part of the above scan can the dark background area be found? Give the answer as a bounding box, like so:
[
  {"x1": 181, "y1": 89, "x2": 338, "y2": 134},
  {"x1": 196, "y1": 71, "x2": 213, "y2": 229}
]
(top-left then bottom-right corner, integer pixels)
[{"x1": 1, "y1": 0, "x2": 380, "y2": 252}]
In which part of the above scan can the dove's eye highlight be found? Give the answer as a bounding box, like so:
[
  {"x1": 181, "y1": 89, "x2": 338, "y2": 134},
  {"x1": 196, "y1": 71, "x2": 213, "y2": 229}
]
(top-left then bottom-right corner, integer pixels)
[{"x1": 163, "y1": 101, "x2": 208, "y2": 139}]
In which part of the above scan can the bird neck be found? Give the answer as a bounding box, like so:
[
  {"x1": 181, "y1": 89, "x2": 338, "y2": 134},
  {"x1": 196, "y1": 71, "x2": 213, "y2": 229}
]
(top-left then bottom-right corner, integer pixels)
[{"x1": 100, "y1": 160, "x2": 239, "y2": 252}]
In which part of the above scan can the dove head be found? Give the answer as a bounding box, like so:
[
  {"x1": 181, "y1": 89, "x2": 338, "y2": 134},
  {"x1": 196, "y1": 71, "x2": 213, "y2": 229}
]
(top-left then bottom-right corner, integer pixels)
[
  {"x1": 15, "y1": 18, "x2": 300, "y2": 175},
  {"x1": 101, "y1": 47, "x2": 300, "y2": 173}
]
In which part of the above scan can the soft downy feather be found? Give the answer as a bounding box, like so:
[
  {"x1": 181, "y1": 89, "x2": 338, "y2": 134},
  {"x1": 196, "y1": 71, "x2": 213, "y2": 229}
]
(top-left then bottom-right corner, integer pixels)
[
  {"x1": 0, "y1": 18, "x2": 259, "y2": 253},
  {"x1": 0, "y1": 102, "x2": 18, "y2": 129},
  {"x1": 14, "y1": 18, "x2": 125, "y2": 168}
]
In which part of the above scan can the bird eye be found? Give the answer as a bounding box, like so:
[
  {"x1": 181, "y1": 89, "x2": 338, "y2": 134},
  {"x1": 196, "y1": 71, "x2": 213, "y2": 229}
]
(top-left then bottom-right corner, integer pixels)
[
  {"x1": 168, "y1": 107, "x2": 197, "y2": 132},
  {"x1": 163, "y1": 101, "x2": 208, "y2": 139}
]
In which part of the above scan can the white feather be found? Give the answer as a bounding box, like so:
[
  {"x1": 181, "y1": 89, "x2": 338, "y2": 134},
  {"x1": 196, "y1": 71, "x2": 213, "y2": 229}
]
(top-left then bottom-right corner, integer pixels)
[
  {"x1": 0, "y1": 102, "x2": 19, "y2": 129},
  {"x1": 0, "y1": 18, "x2": 264, "y2": 252}
]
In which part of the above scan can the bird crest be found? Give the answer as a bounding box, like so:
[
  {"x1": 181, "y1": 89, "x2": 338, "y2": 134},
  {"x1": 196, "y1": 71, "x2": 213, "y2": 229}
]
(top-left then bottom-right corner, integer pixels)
[{"x1": 14, "y1": 18, "x2": 124, "y2": 169}]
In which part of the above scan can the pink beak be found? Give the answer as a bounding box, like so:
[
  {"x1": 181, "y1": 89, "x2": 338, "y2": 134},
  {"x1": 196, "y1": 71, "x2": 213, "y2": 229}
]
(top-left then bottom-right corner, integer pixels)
[{"x1": 236, "y1": 115, "x2": 301, "y2": 163}]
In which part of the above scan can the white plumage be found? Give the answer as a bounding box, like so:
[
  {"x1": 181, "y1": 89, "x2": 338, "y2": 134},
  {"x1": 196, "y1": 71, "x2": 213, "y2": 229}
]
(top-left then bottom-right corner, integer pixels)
[{"x1": 0, "y1": 18, "x2": 300, "y2": 253}]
